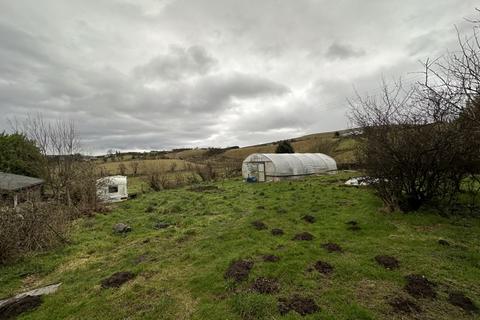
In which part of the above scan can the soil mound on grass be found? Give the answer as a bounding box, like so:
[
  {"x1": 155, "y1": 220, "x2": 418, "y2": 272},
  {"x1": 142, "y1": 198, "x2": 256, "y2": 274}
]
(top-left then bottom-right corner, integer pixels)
[
  {"x1": 278, "y1": 295, "x2": 320, "y2": 316},
  {"x1": 438, "y1": 239, "x2": 450, "y2": 246},
  {"x1": 262, "y1": 254, "x2": 280, "y2": 262},
  {"x1": 375, "y1": 255, "x2": 399, "y2": 269},
  {"x1": 448, "y1": 292, "x2": 478, "y2": 313},
  {"x1": 293, "y1": 232, "x2": 314, "y2": 241},
  {"x1": 251, "y1": 220, "x2": 267, "y2": 230},
  {"x1": 321, "y1": 242, "x2": 343, "y2": 252},
  {"x1": 389, "y1": 297, "x2": 421, "y2": 314},
  {"x1": 271, "y1": 228, "x2": 284, "y2": 236},
  {"x1": 224, "y1": 260, "x2": 254, "y2": 282},
  {"x1": 101, "y1": 271, "x2": 135, "y2": 288},
  {"x1": 0, "y1": 295, "x2": 42, "y2": 319},
  {"x1": 404, "y1": 274, "x2": 436, "y2": 298},
  {"x1": 314, "y1": 260, "x2": 334, "y2": 274},
  {"x1": 251, "y1": 277, "x2": 280, "y2": 294},
  {"x1": 346, "y1": 220, "x2": 358, "y2": 226},
  {"x1": 301, "y1": 215, "x2": 316, "y2": 223}
]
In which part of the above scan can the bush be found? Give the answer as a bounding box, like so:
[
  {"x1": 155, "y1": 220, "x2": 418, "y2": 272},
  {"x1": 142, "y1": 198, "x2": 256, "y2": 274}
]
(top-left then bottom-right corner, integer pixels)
[
  {"x1": 0, "y1": 133, "x2": 45, "y2": 177},
  {"x1": 275, "y1": 140, "x2": 294, "y2": 153},
  {"x1": 0, "y1": 201, "x2": 70, "y2": 264},
  {"x1": 350, "y1": 82, "x2": 480, "y2": 212}
]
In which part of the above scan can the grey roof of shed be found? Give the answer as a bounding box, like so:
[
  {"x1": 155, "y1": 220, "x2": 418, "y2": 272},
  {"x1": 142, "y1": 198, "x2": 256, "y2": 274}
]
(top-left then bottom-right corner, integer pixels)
[{"x1": 0, "y1": 172, "x2": 44, "y2": 191}]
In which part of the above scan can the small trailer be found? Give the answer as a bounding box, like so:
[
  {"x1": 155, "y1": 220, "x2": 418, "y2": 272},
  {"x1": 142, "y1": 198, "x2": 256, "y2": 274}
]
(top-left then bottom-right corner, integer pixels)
[{"x1": 97, "y1": 175, "x2": 128, "y2": 202}]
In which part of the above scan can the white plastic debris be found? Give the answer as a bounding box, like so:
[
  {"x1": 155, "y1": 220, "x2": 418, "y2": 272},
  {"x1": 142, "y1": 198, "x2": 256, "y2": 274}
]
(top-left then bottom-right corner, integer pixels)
[
  {"x1": 0, "y1": 283, "x2": 61, "y2": 308},
  {"x1": 344, "y1": 177, "x2": 371, "y2": 186}
]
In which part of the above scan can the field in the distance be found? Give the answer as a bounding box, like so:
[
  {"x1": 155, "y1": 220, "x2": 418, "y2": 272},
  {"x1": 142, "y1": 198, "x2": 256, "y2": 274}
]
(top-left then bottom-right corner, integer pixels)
[{"x1": 1, "y1": 172, "x2": 479, "y2": 319}]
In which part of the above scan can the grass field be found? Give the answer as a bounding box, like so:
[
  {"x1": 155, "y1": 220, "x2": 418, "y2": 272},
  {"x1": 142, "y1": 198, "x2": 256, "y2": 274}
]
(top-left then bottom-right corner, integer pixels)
[
  {"x1": 1, "y1": 172, "x2": 479, "y2": 319},
  {"x1": 96, "y1": 159, "x2": 194, "y2": 176}
]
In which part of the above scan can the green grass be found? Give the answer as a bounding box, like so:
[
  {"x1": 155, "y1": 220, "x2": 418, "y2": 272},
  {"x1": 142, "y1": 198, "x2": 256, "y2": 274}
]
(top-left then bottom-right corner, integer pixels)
[{"x1": 1, "y1": 172, "x2": 479, "y2": 319}]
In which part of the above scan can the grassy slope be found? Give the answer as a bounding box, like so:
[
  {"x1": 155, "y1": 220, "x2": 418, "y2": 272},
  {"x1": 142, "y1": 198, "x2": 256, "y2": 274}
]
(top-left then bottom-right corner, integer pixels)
[
  {"x1": 222, "y1": 133, "x2": 357, "y2": 164},
  {"x1": 1, "y1": 173, "x2": 479, "y2": 319}
]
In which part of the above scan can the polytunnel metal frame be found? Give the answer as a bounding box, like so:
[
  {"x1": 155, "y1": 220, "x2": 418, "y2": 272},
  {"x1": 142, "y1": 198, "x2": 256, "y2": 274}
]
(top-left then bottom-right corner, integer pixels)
[{"x1": 242, "y1": 153, "x2": 337, "y2": 182}]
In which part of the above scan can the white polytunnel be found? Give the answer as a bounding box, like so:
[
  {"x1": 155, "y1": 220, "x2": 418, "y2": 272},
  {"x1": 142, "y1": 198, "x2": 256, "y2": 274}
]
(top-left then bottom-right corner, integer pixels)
[{"x1": 242, "y1": 153, "x2": 337, "y2": 182}]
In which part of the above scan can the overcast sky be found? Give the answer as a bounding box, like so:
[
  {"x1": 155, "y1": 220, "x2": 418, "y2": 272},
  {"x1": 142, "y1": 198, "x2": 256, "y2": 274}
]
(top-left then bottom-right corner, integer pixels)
[{"x1": 0, "y1": 1, "x2": 478, "y2": 153}]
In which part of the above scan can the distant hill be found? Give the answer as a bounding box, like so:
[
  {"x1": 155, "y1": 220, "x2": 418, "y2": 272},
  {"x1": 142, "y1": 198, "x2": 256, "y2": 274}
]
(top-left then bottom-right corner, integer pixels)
[{"x1": 93, "y1": 128, "x2": 360, "y2": 168}]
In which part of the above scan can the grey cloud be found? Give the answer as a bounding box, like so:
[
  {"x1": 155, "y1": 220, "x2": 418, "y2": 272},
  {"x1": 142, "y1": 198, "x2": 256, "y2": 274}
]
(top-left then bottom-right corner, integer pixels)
[
  {"x1": 134, "y1": 45, "x2": 217, "y2": 81},
  {"x1": 325, "y1": 42, "x2": 366, "y2": 60}
]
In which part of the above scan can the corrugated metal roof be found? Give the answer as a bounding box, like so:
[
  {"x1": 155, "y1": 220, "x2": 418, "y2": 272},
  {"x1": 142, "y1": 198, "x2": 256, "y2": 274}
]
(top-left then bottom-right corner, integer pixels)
[{"x1": 0, "y1": 172, "x2": 44, "y2": 191}]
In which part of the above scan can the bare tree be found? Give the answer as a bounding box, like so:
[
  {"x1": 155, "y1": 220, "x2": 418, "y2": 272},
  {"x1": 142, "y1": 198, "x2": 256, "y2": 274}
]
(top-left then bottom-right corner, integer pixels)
[
  {"x1": 129, "y1": 161, "x2": 140, "y2": 176},
  {"x1": 349, "y1": 80, "x2": 474, "y2": 212},
  {"x1": 12, "y1": 114, "x2": 100, "y2": 210}
]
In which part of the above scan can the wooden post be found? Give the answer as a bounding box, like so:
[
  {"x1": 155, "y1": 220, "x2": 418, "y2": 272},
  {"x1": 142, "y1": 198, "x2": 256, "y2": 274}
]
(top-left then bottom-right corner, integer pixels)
[{"x1": 13, "y1": 193, "x2": 18, "y2": 208}]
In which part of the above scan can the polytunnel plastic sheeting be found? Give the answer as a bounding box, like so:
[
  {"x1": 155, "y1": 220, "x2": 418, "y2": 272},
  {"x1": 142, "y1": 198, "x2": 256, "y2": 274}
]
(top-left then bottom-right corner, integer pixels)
[{"x1": 242, "y1": 153, "x2": 337, "y2": 178}]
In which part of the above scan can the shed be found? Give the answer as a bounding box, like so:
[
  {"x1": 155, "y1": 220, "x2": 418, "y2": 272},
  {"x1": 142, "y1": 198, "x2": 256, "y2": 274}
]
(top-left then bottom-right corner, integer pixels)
[
  {"x1": 242, "y1": 153, "x2": 337, "y2": 182},
  {"x1": 96, "y1": 175, "x2": 128, "y2": 202},
  {"x1": 0, "y1": 172, "x2": 44, "y2": 208}
]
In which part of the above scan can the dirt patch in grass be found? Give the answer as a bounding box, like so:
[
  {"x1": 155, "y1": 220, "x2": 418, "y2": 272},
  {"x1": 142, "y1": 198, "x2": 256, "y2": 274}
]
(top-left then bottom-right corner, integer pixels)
[
  {"x1": 438, "y1": 239, "x2": 450, "y2": 246},
  {"x1": 251, "y1": 277, "x2": 280, "y2": 294},
  {"x1": 101, "y1": 271, "x2": 135, "y2": 289},
  {"x1": 375, "y1": 255, "x2": 399, "y2": 269},
  {"x1": 346, "y1": 220, "x2": 358, "y2": 226},
  {"x1": 293, "y1": 232, "x2": 314, "y2": 241},
  {"x1": 262, "y1": 255, "x2": 280, "y2": 262},
  {"x1": 301, "y1": 215, "x2": 316, "y2": 223},
  {"x1": 389, "y1": 297, "x2": 421, "y2": 314},
  {"x1": 278, "y1": 295, "x2": 320, "y2": 316},
  {"x1": 188, "y1": 185, "x2": 221, "y2": 192},
  {"x1": 448, "y1": 292, "x2": 478, "y2": 313},
  {"x1": 404, "y1": 274, "x2": 436, "y2": 299},
  {"x1": 251, "y1": 220, "x2": 267, "y2": 230},
  {"x1": 271, "y1": 228, "x2": 284, "y2": 236},
  {"x1": 225, "y1": 260, "x2": 254, "y2": 283},
  {"x1": 0, "y1": 295, "x2": 42, "y2": 319},
  {"x1": 314, "y1": 260, "x2": 334, "y2": 275},
  {"x1": 321, "y1": 242, "x2": 343, "y2": 253}
]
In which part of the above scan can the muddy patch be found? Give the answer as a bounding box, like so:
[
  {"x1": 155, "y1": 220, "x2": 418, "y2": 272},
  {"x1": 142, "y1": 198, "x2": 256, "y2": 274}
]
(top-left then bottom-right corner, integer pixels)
[
  {"x1": 389, "y1": 297, "x2": 421, "y2": 314},
  {"x1": 375, "y1": 255, "x2": 399, "y2": 269},
  {"x1": 262, "y1": 255, "x2": 280, "y2": 262},
  {"x1": 301, "y1": 215, "x2": 316, "y2": 223},
  {"x1": 438, "y1": 239, "x2": 450, "y2": 246},
  {"x1": 448, "y1": 292, "x2": 478, "y2": 313},
  {"x1": 0, "y1": 295, "x2": 42, "y2": 319},
  {"x1": 293, "y1": 232, "x2": 314, "y2": 241},
  {"x1": 251, "y1": 277, "x2": 280, "y2": 294},
  {"x1": 347, "y1": 225, "x2": 361, "y2": 231},
  {"x1": 404, "y1": 274, "x2": 436, "y2": 298},
  {"x1": 101, "y1": 271, "x2": 135, "y2": 289},
  {"x1": 224, "y1": 260, "x2": 254, "y2": 283},
  {"x1": 251, "y1": 220, "x2": 267, "y2": 230},
  {"x1": 278, "y1": 295, "x2": 320, "y2": 316},
  {"x1": 321, "y1": 242, "x2": 343, "y2": 253},
  {"x1": 271, "y1": 228, "x2": 284, "y2": 236},
  {"x1": 314, "y1": 260, "x2": 334, "y2": 275},
  {"x1": 346, "y1": 220, "x2": 358, "y2": 226}
]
